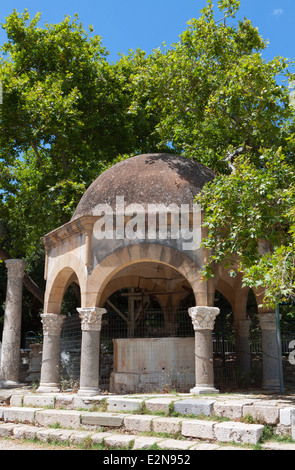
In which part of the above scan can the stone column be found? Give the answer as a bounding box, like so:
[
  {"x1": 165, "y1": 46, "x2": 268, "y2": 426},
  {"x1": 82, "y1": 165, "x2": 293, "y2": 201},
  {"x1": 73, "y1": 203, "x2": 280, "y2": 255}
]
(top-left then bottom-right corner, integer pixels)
[
  {"x1": 188, "y1": 306, "x2": 220, "y2": 394},
  {"x1": 234, "y1": 319, "x2": 251, "y2": 377},
  {"x1": 0, "y1": 259, "x2": 26, "y2": 385},
  {"x1": 259, "y1": 313, "x2": 281, "y2": 391},
  {"x1": 37, "y1": 313, "x2": 65, "y2": 393},
  {"x1": 77, "y1": 307, "x2": 106, "y2": 396}
]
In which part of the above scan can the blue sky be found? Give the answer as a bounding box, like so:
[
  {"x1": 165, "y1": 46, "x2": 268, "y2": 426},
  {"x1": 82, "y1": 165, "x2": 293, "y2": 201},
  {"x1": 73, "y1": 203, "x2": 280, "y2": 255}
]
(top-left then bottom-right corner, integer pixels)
[{"x1": 0, "y1": 0, "x2": 294, "y2": 63}]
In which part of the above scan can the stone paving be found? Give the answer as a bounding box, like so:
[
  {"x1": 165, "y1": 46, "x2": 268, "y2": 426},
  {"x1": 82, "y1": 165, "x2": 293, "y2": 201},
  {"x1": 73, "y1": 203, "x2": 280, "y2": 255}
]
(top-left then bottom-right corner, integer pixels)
[{"x1": 1, "y1": 388, "x2": 295, "y2": 450}]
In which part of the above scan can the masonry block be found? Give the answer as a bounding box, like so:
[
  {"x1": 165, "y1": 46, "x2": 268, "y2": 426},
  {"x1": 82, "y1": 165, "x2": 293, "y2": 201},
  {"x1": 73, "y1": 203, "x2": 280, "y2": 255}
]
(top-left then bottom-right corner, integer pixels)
[
  {"x1": 213, "y1": 400, "x2": 254, "y2": 420},
  {"x1": 174, "y1": 399, "x2": 215, "y2": 417},
  {"x1": 35, "y1": 409, "x2": 81, "y2": 429},
  {"x1": 81, "y1": 411, "x2": 126, "y2": 427},
  {"x1": 124, "y1": 414, "x2": 155, "y2": 432},
  {"x1": 107, "y1": 397, "x2": 144, "y2": 412},
  {"x1": 214, "y1": 422, "x2": 264, "y2": 445},
  {"x1": 152, "y1": 417, "x2": 183, "y2": 435},
  {"x1": 3, "y1": 407, "x2": 42, "y2": 424},
  {"x1": 104, "y1": 434, "x2": 137, "y2": 449},
  {"x1": 243, "y1": 405, "x2": 279, "y2": 425},
  {"x1": 23, "y1": 394, "x2": 55, "y2": 408},
  {"x1": 181, "y1": 419, "x2": 217, "y2": 440},
  {"x1": 280, "y1": 407, "x2": 295, "y2": 426},
  {"x1": 145, "y1": 397, "x2": 180, "y2": 414}
]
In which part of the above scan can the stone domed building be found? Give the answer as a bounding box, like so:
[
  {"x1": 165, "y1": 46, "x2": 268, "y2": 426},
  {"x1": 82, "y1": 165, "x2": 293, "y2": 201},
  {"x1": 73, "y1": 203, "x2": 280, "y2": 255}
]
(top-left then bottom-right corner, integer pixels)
[{"x1": 37, "y1": 153, "x2": 280, "y2": 396}]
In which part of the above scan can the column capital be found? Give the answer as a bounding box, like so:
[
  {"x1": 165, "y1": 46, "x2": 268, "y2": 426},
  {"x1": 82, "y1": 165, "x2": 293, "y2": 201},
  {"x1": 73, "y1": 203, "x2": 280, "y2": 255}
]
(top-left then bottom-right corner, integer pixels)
[
  {"x1": 5, "y1": 259, "x2": 26, "y2": 278},
  {"x1": 40, "y1": 313, "x2": 66, "y2": 336},
  {"x1": 258, "y1": 312, "x2": 278, "y2": 331},
  {"x1": 77, "y1": 307, "x2": 106, "y2": 331},
  {"x1": 188, "y1": 306, "x2": 220, "y2": 331}
]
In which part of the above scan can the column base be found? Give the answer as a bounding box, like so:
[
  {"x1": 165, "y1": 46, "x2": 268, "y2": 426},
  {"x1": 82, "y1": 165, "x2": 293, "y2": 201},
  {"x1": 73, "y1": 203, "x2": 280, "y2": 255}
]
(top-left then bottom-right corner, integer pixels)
[
  {"x1": 37, "y1": 383, "x2": 60, "y2": 393},
  {"x1": 190, "y1": 385, "x2": 219, "y2": 395},
  {"x1": 262, "y1": 380, "x2": 281, "y2": 392},
  {"x1": 0, "y1": 380, "x2": 20, "y2": 389},
  {"x1": 77, "y1": 386, "x2": 100, "y2": 397}
]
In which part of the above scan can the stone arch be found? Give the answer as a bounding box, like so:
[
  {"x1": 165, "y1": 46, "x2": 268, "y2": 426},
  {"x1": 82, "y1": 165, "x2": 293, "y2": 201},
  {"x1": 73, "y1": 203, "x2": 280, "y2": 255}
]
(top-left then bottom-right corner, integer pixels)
[
  {"x1": 215, "y1": 279, "x2": 234, "y2": 310},
  {"x1": 85, "y1": 243, "x2": 205, "y2": 308},
  {"x1": 44, "y1": 253, "x2": 88, "y2": 314}
]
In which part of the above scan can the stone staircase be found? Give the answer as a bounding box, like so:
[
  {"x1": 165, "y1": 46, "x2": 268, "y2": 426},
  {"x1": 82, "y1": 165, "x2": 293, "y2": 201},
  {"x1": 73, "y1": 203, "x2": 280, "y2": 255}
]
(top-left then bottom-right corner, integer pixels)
[{"x1": 1, "y1": 390, "x2": 295, "y2": 450}]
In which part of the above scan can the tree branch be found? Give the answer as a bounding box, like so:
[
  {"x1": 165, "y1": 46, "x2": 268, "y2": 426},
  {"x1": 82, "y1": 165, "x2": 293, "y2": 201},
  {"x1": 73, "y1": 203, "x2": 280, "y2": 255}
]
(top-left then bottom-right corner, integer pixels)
[{"x1": 30, "y1": 141, "x2": 48, "y2": 176}]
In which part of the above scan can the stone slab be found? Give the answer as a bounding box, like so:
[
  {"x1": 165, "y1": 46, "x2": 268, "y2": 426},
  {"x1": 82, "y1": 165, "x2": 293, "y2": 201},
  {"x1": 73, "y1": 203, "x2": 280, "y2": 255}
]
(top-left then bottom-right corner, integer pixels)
[
  {"x1": 133, "y1": 436, "x2": 164, "y2": 450},
  {"x1": 55, "y1": 395, "x2": 75, "y2": 410},
  {"x1": 70, "y1": 430, "x2": 94, "y2": 445},
  {"x1": 280, "y1": 407, "x2": 295, "y2": 426},
  {"x1": 213, "y1": 400, "x2": 254, "y2": 420},
  {"x1": 23, "y1": 394, "x2": 55, "y2": 408},
  {"x1": 107, "y1": 397, "x2": 144, "y2": 412},
  {"x1": 91, "y1": 432, "x2": 114, "y2": 445},
  {"x1": 103, "y1": 434, "x2": 137, "y2": 449},
  {"x1": 145, "y1": 397, "x2": 180, "y2": 414},
  {"x1": 81, "y1": 411, "x2": 126, "y2": 427},
  {"x1": 13, "y1": 425, "x2": 41, "y2": 440},
  {"x1": 214, "y1": 421, "x2": 264, "y2": 445},
  {"x1": 35, "y1": 409, "x2": 82, "y2": 429},
  {"x1": 261, "y1": 442, "x2": 295, "y2": 451},
  {"x1": 174, "y1": 399, "x2": 215, "y2": 417},
  {"x1": 152, "y1": 417, "x2": 183, "y2": 435},
  {"x1": 190, "y1": 443, "x2": 221, "y2": 450},
  {"x1": 36, "y1": 428, "x2": 74, "y2": 443},
  {"x1": 10, "y1": 395, "x2": 23, "y2": 407},
  {"x1": 3, "y1": 406, "x2": 43, "y2": 424},
  {"x1": 0, "y1": 422, "x2": 22, "y2": 437},
  {"x1": 73, "y1": 395, "x2": 107, "y2": 411},
  {"x1": 123, "y1": 414, "x2": 156, "y2": 432},
  {"x1": 243, "y1": 405, "x2": 280, "y2": 425},
  {"x1": 157, "y1": 438, "x2": 195, "y2": 450},
  {"x1": 181, "y1": 419, "x2": 217, "y2": 440}
]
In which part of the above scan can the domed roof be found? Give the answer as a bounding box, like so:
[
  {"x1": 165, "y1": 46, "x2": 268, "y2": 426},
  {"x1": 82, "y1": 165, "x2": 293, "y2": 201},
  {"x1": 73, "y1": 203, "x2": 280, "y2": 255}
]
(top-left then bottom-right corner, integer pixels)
[{"x1": 71, "y1": 153, "x2": 215, "y2": 220}]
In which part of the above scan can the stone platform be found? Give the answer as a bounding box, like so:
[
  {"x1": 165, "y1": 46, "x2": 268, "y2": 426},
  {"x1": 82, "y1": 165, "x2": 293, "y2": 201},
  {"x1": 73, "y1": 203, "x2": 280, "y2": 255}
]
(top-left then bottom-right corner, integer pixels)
[{"x1": 0, "y1": 388, "x2": 295, "y2": 450}]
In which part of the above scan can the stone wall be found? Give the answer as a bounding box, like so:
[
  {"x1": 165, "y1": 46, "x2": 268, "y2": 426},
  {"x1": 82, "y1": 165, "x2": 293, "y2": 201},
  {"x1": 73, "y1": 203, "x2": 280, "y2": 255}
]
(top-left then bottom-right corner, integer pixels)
[{"x1": 110, "y1": 337, "x2": 195, "y2": 394}]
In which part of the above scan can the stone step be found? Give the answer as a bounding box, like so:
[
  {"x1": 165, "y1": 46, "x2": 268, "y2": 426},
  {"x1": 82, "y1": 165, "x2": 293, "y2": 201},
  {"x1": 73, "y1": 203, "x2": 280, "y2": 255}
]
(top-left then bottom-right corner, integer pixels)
[
  {"x1": 8, "y1": 392, "x2": 295, "y2": 429},
  {"x1": 0, "y1": 421, "x2": 291, "y2": 451},
  {"x1": 3, "y1": 391, "x2": 295, "y2": 447},
  {"x1": 0, "y1": 405, "x2": 264, "y2": 445}
]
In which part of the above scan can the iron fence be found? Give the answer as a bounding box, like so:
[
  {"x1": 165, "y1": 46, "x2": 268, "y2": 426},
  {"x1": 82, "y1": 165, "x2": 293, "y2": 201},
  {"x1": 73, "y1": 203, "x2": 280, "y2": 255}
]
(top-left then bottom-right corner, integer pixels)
[{"x1": 50, "y1": 308, "x2": 295, "y2": 392}]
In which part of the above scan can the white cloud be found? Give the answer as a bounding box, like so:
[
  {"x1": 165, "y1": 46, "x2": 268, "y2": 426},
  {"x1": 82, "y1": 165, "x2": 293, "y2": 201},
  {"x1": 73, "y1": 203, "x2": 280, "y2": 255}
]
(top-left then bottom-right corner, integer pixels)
[{"x1": 273, "y1": 8, "x2": 284, "y2": 16}]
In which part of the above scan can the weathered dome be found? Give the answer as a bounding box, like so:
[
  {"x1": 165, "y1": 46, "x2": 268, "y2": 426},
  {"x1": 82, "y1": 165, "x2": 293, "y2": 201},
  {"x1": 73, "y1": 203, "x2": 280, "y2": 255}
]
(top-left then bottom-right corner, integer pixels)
[{"x1": 71, "y1": 153, "x2": 215, "y2": 220}]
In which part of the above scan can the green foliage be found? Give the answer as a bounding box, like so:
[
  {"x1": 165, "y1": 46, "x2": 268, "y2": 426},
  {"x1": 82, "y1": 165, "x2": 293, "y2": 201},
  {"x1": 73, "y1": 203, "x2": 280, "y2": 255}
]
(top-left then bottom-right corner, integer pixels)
[
  {"x1": 129, "y1": 0, "x2": 292, "y2": 171},
  {"x1": 0, "y1": 10, "x2": 163, "y2": 259},
  {"x1": 1, "y1": 1, "x2": 295, "y2": 314},
  {"x1": 197, "y1": 149, "x2": 295, "y2": 307}
]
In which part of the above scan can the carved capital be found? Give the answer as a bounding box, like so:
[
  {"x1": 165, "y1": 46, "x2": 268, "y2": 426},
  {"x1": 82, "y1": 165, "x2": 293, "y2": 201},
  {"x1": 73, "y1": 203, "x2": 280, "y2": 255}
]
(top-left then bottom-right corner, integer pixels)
[
  {"x1": 41, "y1": 313, "x2": 66, "y2": 336},
  {"x1": 77, "y1": 307, "x2": 106, "y2": 331},
  {"x1": 5, "y1": 259, "x2": 26, "y2": 278},
  {"x1": 188, "y1": 306, "x2": 220, "y2": 331}
]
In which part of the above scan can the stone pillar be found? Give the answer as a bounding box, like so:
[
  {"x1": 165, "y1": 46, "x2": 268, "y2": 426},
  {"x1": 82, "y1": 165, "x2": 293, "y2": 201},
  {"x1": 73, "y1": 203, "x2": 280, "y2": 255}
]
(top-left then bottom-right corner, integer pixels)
[
  {"x1": 234, "y1": 319, "x2": 251, "y2": 377},
  {"x1": 77, "y1": 307, "x2": 106, "y2": 396},
  {"x1": 26, "y1": 344, "x2": 42, "y2": 383},
  {"x1": 37, "y1": 313, "x2": 65, "y2": 393},
  {"x1": 188, "y1": 306, "x2": 220, "y2": 394},
  {"x1": 0, "y1": 259, "x2": 26, "y2": 385},
  {"x1": 259, "y1": 313, "x2": 281, "y2": 391}
]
